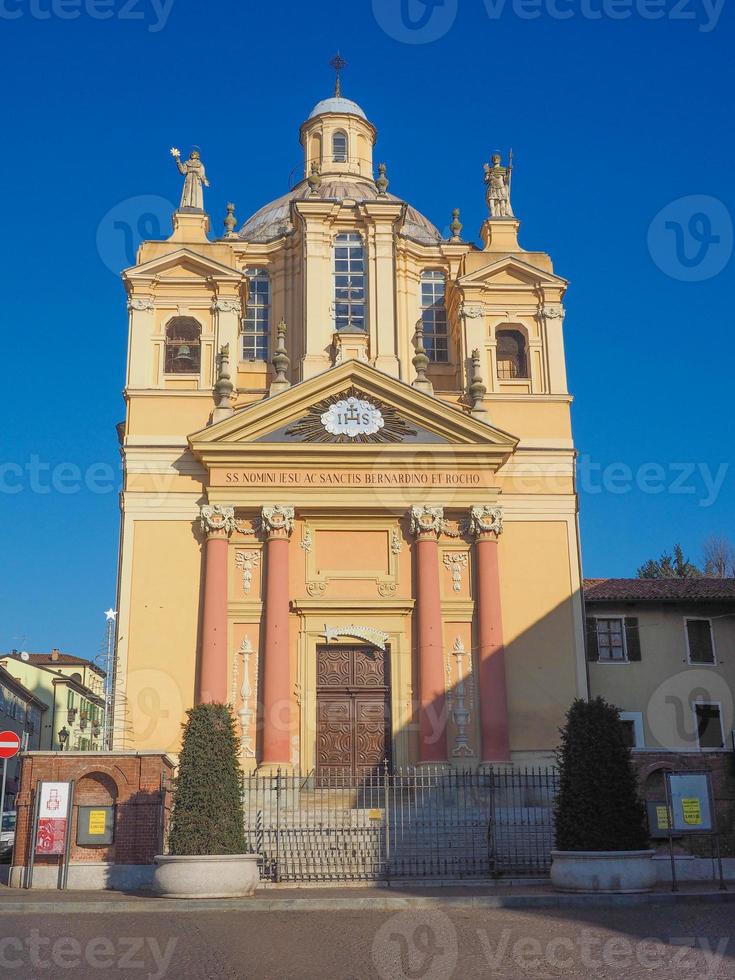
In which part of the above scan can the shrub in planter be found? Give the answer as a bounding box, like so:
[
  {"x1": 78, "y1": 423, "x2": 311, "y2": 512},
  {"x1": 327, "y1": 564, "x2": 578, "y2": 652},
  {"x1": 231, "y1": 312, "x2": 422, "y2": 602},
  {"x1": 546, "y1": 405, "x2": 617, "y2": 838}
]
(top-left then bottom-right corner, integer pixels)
[
  {"x1": 168, "y1": 702, "x2": 246, "y2": 856},
  {"x1": 154, "y1": 703, "x2": 258, "y2": 898},
  {"x1": 551, "y1": 697, "x2": 654, "y2": 892}
]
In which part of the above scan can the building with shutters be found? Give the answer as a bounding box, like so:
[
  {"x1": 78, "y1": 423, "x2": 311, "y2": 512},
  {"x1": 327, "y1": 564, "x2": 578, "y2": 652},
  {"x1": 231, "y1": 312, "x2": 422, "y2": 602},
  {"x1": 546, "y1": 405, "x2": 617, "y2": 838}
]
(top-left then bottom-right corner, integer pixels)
[
  {"x1": 0, "y1": 651, "x2": 106, "y2": 754},
  {"x1": 585, "y1": 578, "x2": 735, "y2": 752},
  {"x1": 111, "y1": 77, "x2": 588, "y2": 773},
  {"x1": 0, "y1": 666, "x2": 45, "y2": 808}
]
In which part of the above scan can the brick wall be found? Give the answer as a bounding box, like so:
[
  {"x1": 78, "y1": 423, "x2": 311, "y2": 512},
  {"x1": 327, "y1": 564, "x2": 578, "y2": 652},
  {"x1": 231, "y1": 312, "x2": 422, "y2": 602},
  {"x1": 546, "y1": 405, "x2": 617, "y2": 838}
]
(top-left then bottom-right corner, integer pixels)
[
  {"x1": 13, "y1": 752, "x2": 174, "y2": 869},
  {"x1": 633, "y1": 750, "x2": 735, "y2": 835}
]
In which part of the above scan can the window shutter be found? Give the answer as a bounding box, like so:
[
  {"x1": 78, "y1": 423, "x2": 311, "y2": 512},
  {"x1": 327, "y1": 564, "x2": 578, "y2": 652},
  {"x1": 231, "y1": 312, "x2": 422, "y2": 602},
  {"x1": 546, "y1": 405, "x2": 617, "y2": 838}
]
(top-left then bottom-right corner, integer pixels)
[
  {"x1": 586, "y1": 619, "x2": 599, "y2": 661},
  {"x1": 687, "y1": 619, "x2": 714, "y2": 664},
  {"x1": 625, "y1": 617, "x2": 642, "y2": 661}
]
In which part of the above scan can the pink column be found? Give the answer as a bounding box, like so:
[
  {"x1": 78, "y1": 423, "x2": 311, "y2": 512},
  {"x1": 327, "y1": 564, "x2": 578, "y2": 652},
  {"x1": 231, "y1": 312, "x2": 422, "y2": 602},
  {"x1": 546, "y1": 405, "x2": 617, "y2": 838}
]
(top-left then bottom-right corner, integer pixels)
[
  {"x1": 198, "y1": 505, "x2": 234, "y2": 704},
  {"x1": 411, "y1": 506, "x2": 448, "y2": 763},
  {"x1": 260, "y1": 506, "x2": 294, "y2": 765},
  {"x1": 471, "y1": 506, "x2": 511, "y2": 762}
]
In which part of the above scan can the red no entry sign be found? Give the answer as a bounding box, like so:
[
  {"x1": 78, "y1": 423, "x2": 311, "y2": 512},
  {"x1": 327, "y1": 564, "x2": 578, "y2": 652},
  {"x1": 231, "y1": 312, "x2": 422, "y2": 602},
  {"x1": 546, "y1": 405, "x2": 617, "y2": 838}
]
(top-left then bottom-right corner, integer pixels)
[{"x1": 0, "y1": 731, "x2": 21, "y2": 759}]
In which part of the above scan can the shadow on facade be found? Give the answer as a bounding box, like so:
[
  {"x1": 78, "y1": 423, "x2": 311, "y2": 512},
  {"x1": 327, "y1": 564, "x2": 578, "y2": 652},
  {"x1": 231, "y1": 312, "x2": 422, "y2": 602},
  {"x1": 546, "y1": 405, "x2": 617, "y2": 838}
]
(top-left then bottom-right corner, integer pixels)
[{"x1": 242, "y1": 589, "x2": 586, "y2": 884}]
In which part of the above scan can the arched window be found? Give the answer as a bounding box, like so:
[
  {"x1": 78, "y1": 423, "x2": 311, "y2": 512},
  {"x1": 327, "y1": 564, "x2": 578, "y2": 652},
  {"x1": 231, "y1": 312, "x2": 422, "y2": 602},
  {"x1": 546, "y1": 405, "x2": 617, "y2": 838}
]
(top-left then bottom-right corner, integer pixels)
[
  {"x1": 420, "y1": 270, "x2": 448, "y2": 363},
  {"x1": 242, "y1": 268, "x2": 270, "y2": 360},
  {"x1": 165, "y1": 317, "x2": 201, "y2": 374},
  {"x1": 496, "y1": 329, "x2": 528, "y2": 379},
  {"x1": 332, "y1": 131, "x2": 348, "y2": 163},
  {"x1": 334, "y1": 233, "x2": 365, "y2": 331}
]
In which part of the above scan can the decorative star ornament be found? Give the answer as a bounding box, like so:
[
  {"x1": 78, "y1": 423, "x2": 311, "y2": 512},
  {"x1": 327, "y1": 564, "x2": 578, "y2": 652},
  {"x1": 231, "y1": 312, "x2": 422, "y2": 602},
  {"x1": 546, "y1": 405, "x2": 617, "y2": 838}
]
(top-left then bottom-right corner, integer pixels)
[
  {"x1": 170, "y1": 147, "x2": 180, "y2": 158},
  {"x1": 104, "y1": 609, "x2": 118, "y2": 622}
]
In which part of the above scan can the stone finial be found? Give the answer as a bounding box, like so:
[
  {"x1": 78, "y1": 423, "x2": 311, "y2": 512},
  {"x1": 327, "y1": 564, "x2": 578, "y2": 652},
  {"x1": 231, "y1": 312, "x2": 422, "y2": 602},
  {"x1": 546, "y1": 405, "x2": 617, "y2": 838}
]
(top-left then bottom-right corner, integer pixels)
[
  {"x1": 307, "y1": 162, "x2": 322, "y2": 197},
  {"x1": 412, "y1": 321, "x2": 434, "y2": 395},
  {"x1": 270, "y1": 318, "x2": 291, "y2": 396},
  {"x1": 376, "y1": 163, "x2": 389, "y2": 196},
  {"x1": 449, "y1": 208, "x2": 463, "y2": 242},
  {"x1": 468, "y1": 348, "x2": 489, "y2": 421},
  {"x1": 211, "y1": 343, "x2": 235, "y2": 423},
  {"x1": 469, "y1": 504, "x2": 503, "y2": 538},
  {"x1": 223, "y1": 202, "x2": 237, "y2": 238}
]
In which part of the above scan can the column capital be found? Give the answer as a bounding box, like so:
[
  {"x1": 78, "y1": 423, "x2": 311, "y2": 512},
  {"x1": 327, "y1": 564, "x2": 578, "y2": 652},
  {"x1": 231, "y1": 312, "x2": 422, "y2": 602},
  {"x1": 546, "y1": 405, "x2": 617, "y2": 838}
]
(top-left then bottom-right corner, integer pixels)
[
  {"x1": 200, "y1": 504, "x2": 235, "y2": 537},
  {"x1": 261, "y1": 505, "x2": 295, "y2": 538},
  {"x1": 469, "y1": 504, "x2": 503, "y2": 539},
  {"x1": 409, "y1": 505, "x2": 444, "y2": 539}
]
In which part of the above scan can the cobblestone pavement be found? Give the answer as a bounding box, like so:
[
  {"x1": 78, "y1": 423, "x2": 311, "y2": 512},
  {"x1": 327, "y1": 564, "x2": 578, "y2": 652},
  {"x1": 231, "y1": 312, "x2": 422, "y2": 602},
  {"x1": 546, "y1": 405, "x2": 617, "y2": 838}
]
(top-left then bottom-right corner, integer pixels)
[{"x1": 1, "y1": 902, "x2": 734, "y2": 979}]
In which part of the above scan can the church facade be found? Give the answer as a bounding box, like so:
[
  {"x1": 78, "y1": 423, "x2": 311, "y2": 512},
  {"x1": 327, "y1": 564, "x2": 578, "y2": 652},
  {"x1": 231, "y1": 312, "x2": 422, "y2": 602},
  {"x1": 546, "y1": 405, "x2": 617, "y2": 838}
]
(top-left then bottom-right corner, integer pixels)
[{"x1": 112, "y1": 85, "x2": 587, "y2": 774}]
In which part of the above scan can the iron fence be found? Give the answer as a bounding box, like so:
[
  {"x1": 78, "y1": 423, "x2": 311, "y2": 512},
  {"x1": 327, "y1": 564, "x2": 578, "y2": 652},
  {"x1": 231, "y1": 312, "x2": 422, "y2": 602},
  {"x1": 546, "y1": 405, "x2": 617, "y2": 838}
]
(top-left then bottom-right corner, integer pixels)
[{"x1": 243, "y1": 765, "x2": 558, "y2": 882}]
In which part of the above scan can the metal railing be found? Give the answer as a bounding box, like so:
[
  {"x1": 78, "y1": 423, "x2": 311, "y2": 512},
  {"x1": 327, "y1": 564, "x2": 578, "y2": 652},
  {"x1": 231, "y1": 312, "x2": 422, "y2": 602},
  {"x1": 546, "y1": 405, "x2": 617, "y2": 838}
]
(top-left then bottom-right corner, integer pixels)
[{"x1": 243, "y1": 765, "x2": 558, "y2": 882}]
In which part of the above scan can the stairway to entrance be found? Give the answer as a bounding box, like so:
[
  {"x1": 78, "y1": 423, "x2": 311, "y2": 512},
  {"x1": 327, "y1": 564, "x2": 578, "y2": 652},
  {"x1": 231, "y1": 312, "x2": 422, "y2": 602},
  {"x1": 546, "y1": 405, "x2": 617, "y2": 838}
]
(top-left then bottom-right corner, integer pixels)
[{"x1": 243, "y1": 767, "x2": 558, "y2": 882}]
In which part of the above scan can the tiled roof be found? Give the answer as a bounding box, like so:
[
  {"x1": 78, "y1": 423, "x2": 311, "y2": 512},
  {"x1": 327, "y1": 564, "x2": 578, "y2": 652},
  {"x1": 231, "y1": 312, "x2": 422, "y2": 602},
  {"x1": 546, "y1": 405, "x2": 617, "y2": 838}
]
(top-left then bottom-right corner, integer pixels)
[
  {"x1": 3, "y1": 652, "x2": 104, "y2": 673},
  {"x1": 584, "y1": 578, "x2": 735, "y2": 602}
]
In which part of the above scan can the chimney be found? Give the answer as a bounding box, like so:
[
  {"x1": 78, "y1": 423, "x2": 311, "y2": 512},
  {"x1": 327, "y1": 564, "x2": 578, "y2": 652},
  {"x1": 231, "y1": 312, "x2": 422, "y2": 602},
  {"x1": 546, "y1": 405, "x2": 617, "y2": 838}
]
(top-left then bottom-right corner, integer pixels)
[{"x1": 50, "y1": 648, "x2": 60, "y2": 662}]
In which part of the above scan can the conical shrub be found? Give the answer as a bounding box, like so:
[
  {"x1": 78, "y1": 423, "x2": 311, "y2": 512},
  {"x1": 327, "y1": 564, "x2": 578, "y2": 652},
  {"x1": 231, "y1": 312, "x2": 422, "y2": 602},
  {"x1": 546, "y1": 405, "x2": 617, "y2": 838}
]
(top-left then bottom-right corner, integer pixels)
[
  {"x1": 554, "y1": 697, "x2": 649, "y2": 852},
  {"x1": 168, "y1": 702, "x2": 247, "y2": 856}
]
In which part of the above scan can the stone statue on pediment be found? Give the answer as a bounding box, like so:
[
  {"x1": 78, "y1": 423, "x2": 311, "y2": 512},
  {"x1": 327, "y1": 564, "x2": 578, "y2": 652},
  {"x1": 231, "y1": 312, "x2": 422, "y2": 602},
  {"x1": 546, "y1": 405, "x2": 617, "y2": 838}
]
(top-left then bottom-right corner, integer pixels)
[
  {"x1": 484, "y1": 152, "x2": 514, "y2": 218},
  {"x1": 170, "y1": 147, "x2": 209, "y2": 210}
]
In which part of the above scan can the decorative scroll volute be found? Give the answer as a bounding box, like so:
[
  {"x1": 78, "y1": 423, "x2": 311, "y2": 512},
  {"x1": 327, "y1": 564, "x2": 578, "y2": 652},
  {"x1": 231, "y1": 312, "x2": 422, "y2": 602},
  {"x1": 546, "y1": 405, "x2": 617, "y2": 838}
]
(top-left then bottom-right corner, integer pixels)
[
  {"x1": 200, "y1": 504, "x2": 235, "y2": 537},
  {"x1": 409, "y1": 505, "x2": 444, "y2": 539},
  {"x1": 261, "y1": 505, "x2": 295, "y2": 538},
  {"x1": 469, "y1": 504, "x2": 503, "y2": 538}
]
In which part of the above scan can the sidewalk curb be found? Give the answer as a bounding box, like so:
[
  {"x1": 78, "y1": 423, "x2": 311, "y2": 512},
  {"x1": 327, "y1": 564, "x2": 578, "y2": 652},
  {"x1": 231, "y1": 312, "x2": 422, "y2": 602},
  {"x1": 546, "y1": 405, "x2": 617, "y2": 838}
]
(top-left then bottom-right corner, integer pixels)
[{"x1": 1, "y1": 890, "x2": 733, "y2": 914}]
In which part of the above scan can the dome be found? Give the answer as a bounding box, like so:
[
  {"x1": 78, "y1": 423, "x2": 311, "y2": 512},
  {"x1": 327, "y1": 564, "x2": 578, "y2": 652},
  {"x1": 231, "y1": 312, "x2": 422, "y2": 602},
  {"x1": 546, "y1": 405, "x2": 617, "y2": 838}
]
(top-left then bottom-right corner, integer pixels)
[
  {"x1": 308, "y1": 97, "x2": 367, "y2": 120},
  {"x1": 238, "y1": 178, "x2": 443, "y2": 246}
]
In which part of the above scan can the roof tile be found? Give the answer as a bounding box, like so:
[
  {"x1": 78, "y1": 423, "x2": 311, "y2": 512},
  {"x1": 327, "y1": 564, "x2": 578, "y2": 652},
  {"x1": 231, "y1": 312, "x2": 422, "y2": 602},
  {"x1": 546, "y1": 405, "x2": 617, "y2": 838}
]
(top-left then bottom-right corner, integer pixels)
[{"x1": 584, "y1": 578, "x2": 735, "y2": 602}]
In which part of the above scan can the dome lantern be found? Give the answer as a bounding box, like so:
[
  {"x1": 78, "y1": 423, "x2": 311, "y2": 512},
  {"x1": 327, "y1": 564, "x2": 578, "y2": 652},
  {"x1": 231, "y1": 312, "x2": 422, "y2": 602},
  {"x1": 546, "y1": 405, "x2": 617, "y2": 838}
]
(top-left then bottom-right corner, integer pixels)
[{"x1": 299, "y1": 57, "x2": 377, "y2": 180}]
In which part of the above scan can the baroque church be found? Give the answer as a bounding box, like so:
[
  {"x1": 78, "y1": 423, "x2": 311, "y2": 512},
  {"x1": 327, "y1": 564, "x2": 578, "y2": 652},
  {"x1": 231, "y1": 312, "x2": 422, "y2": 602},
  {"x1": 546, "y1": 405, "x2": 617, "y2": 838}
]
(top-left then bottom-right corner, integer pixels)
[{"x1": 112, "y1": 74, "x2": 586, "y2": 776}]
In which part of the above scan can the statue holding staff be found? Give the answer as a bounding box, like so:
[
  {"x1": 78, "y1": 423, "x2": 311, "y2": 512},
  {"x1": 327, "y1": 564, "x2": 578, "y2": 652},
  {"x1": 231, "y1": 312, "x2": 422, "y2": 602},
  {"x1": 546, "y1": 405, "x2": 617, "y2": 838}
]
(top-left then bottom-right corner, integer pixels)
[
  {"x1": 170, "y1": 147, "x2": 210, "y2": 210},
  {"x1": 484, "y1": 151, "x2": 514, "y2": 218}
]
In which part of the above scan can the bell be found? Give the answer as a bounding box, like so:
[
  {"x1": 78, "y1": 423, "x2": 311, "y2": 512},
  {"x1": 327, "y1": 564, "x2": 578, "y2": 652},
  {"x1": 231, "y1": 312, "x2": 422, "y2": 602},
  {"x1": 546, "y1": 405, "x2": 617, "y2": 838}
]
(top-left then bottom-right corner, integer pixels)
[{"x1": 173, "y1": 344, "x2": 194, "y2": 368}]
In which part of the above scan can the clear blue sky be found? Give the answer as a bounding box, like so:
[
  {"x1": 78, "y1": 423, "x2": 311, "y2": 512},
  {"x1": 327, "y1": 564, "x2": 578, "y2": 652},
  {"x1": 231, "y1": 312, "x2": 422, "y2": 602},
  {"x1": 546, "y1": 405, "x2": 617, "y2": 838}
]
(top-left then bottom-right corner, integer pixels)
[{"x1": 1, "y1": 0, "x2": 732, "y2": 658}]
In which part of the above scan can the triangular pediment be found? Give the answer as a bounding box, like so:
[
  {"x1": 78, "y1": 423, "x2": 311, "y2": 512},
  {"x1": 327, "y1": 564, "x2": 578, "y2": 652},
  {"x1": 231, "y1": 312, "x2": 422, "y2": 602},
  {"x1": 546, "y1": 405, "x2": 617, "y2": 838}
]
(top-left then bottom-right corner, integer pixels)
[
  {"x1": 458, "y1": 255, "x2": 568, "y2": 289},
  {"x1": 189, "y1": 361, "x2": 518, "y2": 467},
  {"x1": 122, "y1": 248, "x2": 246, "y2": 284}
]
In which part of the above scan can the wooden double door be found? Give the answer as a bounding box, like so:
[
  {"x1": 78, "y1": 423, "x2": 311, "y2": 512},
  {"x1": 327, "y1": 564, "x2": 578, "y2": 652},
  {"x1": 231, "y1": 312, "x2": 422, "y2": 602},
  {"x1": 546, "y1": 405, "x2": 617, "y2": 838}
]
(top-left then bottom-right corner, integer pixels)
[{"x1": 316, "y1": 645, "x2": 391, "y2": 783}]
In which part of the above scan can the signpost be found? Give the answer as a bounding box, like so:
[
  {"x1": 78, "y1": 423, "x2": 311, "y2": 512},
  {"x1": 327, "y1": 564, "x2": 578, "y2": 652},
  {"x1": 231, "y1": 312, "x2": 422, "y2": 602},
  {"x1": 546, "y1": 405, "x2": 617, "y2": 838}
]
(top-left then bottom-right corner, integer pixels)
[
  {"x1": 35, "y1": 783, "x2": 72, "y2": 856},
  {"x1": 664, "y1": 770, "x2": 725, "y2": 892},
  {"x1": 26, "y1": 780, "x2": 75, "y2": 890},
  {"x1": 0, "y1": 730, "x2": 21, "y2": 855}
]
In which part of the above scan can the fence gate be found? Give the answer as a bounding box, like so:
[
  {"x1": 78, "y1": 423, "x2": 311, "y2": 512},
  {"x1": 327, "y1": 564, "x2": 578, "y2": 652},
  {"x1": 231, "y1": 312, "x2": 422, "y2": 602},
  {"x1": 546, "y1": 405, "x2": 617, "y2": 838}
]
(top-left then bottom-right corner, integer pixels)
[{"x1": 243, "y1": 765, "x2": 557, "y2": 882}]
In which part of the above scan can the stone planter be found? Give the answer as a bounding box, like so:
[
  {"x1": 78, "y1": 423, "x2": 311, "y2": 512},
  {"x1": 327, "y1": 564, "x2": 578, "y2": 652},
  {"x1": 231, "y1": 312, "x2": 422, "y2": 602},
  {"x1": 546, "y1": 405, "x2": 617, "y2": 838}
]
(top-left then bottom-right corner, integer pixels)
[
  {"x1": 551, "y1": 850, "x2": 657, "y2": 893},
  {"x1": 153, "y1": 854, "x2": 259, "y2": 898}
]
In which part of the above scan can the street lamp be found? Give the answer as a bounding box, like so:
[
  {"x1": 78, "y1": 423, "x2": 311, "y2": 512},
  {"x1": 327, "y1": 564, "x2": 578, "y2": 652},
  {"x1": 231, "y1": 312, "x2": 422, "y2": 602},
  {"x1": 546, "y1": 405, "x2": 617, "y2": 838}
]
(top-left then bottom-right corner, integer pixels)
[{"x1": 58, "y1": 726, "x2": 69, "y2": 751}]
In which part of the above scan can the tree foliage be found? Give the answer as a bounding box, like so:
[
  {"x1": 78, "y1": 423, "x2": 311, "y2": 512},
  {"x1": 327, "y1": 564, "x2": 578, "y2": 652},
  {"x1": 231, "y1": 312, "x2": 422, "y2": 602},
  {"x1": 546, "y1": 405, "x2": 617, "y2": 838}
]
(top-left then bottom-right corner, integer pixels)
[
  {"x1": 168, "y1": 702, "x2": 247, "y2": 856},
  {"x1": 702, "y1": 535, "x2": 735, "y2": 578},
  {"x1": 554, "y1": 697, "x2": 649, "y2": 852},
  {"x1": 636, "y1": 543, "x2": 701, "y2": 579}
]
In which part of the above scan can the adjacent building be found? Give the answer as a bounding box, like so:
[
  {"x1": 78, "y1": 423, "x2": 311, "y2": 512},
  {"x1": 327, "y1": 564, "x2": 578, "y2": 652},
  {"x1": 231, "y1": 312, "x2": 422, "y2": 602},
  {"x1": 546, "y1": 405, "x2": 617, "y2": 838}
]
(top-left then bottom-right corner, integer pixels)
[
  {"x1": 0, "y1": 666, "x2": 46, "y2": 807},
  {"x1": 586, "y1": 578, "x2": 735, "y2": 753},
  {"x1": 0, "y1": 651, "x2": 106, "y2": 753}
]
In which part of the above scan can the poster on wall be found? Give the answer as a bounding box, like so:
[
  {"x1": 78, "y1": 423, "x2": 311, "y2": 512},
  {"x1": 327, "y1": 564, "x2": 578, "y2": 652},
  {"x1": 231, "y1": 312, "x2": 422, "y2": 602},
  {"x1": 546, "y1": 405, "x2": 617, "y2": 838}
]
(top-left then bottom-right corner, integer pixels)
[
  {"x1": 667, "y1": 772, "x2": 713, "y2": 833},
  {"x1": 35, "y1": 782, "x2": 71, "y2": 855}
]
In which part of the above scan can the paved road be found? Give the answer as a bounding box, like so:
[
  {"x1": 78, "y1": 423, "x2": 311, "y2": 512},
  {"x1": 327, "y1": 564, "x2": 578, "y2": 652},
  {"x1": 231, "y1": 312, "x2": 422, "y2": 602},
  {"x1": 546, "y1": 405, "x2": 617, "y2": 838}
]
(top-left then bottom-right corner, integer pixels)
[{"x1": 1, "y1": 902, "x2": 733, "y2": 979}]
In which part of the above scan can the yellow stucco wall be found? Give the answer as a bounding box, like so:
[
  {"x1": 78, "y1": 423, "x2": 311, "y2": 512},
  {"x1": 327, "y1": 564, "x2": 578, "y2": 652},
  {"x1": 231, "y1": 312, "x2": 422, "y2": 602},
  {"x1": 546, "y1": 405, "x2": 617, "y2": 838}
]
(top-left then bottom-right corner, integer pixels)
[
  {"x1": 112, "y1": 95, "x2": 585, "y2": 767},
  {"x1": 122, "y1": 520, "x2": 202, "y2": 751}
]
